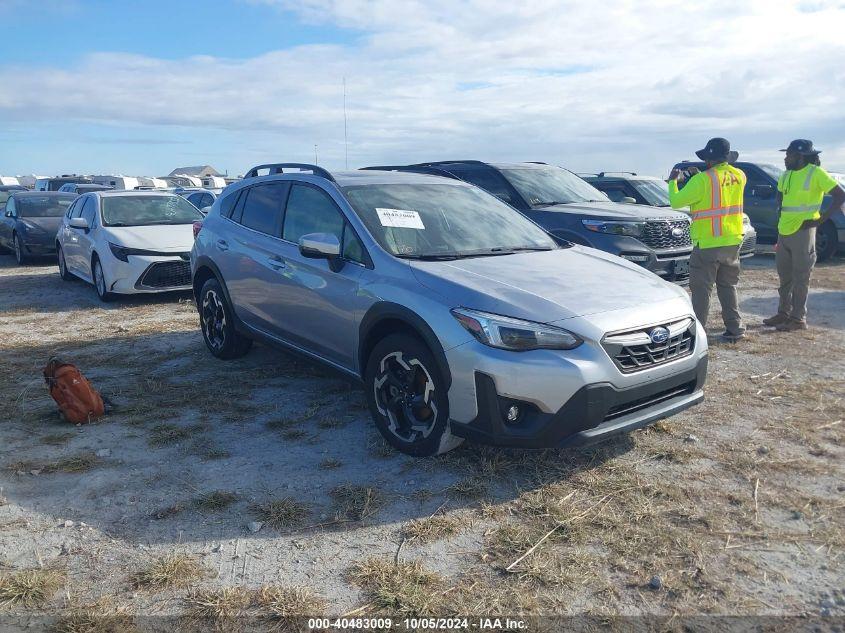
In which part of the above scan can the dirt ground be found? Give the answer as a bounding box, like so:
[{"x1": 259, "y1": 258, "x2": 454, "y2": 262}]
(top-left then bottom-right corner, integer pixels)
[{"x1": 0, "y1": 249, "x2": 843, "y2": 631}]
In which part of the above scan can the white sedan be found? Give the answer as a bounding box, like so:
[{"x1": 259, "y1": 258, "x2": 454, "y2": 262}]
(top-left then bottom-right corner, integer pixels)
[{"x1": 56, "y1": 191, "x2": 203, "y2": 301}]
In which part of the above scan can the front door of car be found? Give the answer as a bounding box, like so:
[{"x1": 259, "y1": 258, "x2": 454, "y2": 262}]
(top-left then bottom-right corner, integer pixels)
[
  {"x1": 0, "y1": 197, "x2": 15, "y2": 248},
  {"x1": 742, "y1": 166, "x2": 778, "y2": 241},
  {"x1": 268, "y1": 183, "x2": 366, "y2": 369}
]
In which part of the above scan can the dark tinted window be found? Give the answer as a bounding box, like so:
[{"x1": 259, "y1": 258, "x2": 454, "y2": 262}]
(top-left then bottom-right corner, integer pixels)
[
  {"x1": 282, "y1": 185, "x2": 344, "y2": 244},
  {"x1": 199, "y1": 194, "x2": 214, "y2": 208},
  {"x1": 186, "y1": 193, "x2": 203, "y2": 207},
  {"x1": 239, "y1": 183, "x2": 287, "y2": 236},
  {"x1": 16, "y1": 195, "x2": 74, "y2": 217},
  {"x1": 220, "y1": 190, "x2": 241, "y2": 218},
  {"x1": 449, "y1": 167, "x2": 518, "y2": 206},
  {"x1": 80, "y1": 197, "x2": 97, "y2": 225}
]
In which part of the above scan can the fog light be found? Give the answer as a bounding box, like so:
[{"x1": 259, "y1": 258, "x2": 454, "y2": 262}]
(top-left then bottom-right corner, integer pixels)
[{"x1": 505, "y1": 405, "x2": 520, "y2": 424}]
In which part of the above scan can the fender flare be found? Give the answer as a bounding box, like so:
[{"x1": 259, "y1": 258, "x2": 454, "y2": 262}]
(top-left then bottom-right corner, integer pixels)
[{"x1": 358, "y1": 302, "x2": 452, "y2": 388}]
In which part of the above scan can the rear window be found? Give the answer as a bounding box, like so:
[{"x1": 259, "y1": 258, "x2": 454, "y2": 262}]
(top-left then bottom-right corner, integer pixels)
[
  {"x1": 17, "y1": 196, "x2": 74, "y2": 217},
  {"x1": 101, "y1": 195, "x2": 203, "y2": 227}
]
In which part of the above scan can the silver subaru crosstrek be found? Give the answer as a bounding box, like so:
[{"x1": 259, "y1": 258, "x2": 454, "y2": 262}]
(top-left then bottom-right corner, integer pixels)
[{"x1": 191, "y1": 163, "x2": 708, "y2": 456}]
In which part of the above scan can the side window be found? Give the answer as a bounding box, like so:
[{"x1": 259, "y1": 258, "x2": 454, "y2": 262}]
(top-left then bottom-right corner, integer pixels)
[
  {"x1": 199, "y1": 194, "x2": 214, "y2": 208},
  {"x1": 451, "y1": 168, "x2": 518, "y2": 206},
  {"x1": 282, "y1": 184, "x2": 344, "y2": 245},
  {"x1": 65, "y1": 199, "x2": 80, "y2": 218},
  {"x1": 219, "y1": 190, "x2": 241, "y2": 219},
  {"x1": 342, "y1": 224, "x2": 366, "y2": 265},
  {"x1": 595, "y1": 184, "x2": 627, "y2": 202},
  {"x1": 80, "y1": 197, "x2": 97, "y2": 226},
  {"x1": 186, "y1": 193, "x2": 202, "y2": 207},
  {"x1": 238, "y1": 183, "x2": 287, "y2": 236},
  {"x1": 5, "y1": 197, "x2": 15, "y2": 217}
]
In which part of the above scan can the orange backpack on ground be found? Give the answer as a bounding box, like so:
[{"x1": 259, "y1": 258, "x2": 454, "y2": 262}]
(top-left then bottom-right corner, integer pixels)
[{"x1": 43, "y1": 358, "x2": 105, "y2": 424}]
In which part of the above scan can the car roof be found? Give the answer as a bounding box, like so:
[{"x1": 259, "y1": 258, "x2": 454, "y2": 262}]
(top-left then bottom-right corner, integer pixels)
[
  {"x1": 588, "y1": 174, "x2": 663, "y2": 182},
  {"x1": 335, "y1": 170, "x2": 470, "y2": 187},
  {"x1": 90, "y1": 190, "x2": 182, "y2": 198},
  {"x1": 11, "y1": 190, "x2": 76, "y2": 198}
]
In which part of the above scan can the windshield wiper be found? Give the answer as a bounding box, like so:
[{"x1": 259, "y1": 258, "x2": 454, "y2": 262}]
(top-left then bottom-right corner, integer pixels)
[
  {"x1": 395, "y1": 253, "x2": 463, "y2": 261},
  {"x1": 532, "y1": 201, "x2": 571, "y2": 207}
]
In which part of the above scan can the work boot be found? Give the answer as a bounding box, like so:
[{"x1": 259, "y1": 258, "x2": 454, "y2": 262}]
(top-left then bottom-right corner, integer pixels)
[
  {"x1": 776, "y1": 318, "x2": 807, "y2": 332},
  {"x1": 720, "y1": 330, "x2": 746, "y2": 342},
  {"x1": 762, "y1": 313, "x2": 789, "y2": 327}
]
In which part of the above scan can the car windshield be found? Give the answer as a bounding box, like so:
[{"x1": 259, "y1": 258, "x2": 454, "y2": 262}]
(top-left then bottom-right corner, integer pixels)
[
  {"x1": 498, "y1": 167, "x2": 609, "y2": 206},
  {"x1": 101, "y1": 195, "x2": 204, "y2": 227},
  {"x1": 756, "y1": 163, "x2": 784, "y2": 181},
  {"x1": 632, "y1": 179, "x2": 671, "y2": 207},
  {"x1": 342, "y1": 183, "x2": 558, "y2": 258},
  {"x1": 17, "y1": 196, "x2": 74, "y2": 217}
]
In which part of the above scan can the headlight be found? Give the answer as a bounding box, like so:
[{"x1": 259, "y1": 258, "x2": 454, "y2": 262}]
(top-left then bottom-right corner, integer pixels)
[
  {"x1": 109, "y1": 242, "x2": 131, "y2": 262},
  {"x1": 581, "y1": 219, "x2": 645, "y2": 237},
  {"x1": 451, "y1": 308, "x2": 583, "y2": 351}
]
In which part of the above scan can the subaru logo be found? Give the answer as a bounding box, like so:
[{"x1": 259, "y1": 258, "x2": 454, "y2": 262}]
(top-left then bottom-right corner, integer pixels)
[
  {"x1": 650, "y1": 327, "x2": 670, "y2": 344},
  {"x1": 671, "y1": 227, "x2": 684, "y2": 238}
]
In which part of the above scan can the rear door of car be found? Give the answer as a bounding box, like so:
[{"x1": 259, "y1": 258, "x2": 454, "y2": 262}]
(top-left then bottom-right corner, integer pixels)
[
  {"x1": 66, "y1": 195, "x2": 97, "y2": 276},
  {"x1": 213, "y1": 182, "x2": 290, "y2": 333}
]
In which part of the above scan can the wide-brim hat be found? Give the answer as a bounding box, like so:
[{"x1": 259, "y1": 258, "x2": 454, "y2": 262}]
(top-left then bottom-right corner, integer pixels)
[
  {"x1": 779, "y1": 139, "x2": 821, "y2": 155},
  {"x1": 694, "y1": 137, "x2": 738, "y2": 163}
]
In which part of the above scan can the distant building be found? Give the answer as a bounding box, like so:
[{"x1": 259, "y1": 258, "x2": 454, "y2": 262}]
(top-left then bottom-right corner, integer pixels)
[{"x1": 168, "y1": 165, "x2": 222, "y2": 178}]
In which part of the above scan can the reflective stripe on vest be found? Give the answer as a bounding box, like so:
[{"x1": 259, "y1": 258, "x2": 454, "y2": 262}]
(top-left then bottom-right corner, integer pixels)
[
  {"x1": 690, "y1": 170, "x2": 744, "y2": 238},
  {"x1": 804, "y1": 165, "x2": 816, "y2": 190}
]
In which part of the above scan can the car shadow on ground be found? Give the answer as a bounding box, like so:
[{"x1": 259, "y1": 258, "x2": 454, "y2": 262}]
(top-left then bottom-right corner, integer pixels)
[
  {"x1": 1, "y1": 326, "x2": 635, "y2": 548},
  {"x1": 740, "y1": 291, "x2": 845, "y2": 331}
]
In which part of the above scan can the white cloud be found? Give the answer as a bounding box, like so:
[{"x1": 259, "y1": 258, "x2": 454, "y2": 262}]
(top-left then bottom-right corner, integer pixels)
[{"x1": 1, "y1": 0, "x2": 844, "y2": 174}]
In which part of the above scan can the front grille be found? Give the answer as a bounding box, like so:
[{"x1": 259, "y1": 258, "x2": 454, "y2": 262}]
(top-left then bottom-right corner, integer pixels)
[
  {"x1": 740, "y1": 231, "x2": 757, "y2": 255},
  {"x1": 604, "y1": 381, "x2": 696, "y2": 421},
  {"x1": 602, "y1": 318, "x2": 695, "y2": 374},
  {"x1": 640, "y1": 219, "x2": 692, "y2": 250},
  {"x1": 137, "y1": 261, "x2": 191, "y2": 289}
]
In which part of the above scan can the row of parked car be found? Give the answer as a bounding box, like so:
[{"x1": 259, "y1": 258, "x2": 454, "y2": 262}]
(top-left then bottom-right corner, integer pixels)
[{"x1": 1, "y1": 158, "x2": 835, "y2": 457}]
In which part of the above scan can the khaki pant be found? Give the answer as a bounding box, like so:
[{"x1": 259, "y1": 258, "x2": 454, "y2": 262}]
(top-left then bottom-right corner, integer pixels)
[
  {"x1": 776, "y1": 227, "x2": 816, "y2": 322},
  {"x1": 689, "y1": 244, "x2": 744, "y2": 335}
]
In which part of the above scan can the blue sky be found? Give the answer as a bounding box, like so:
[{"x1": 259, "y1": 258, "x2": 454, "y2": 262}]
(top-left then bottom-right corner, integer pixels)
[{"x1": 1, "y1": 0, "x2": 843, "y2": 178}]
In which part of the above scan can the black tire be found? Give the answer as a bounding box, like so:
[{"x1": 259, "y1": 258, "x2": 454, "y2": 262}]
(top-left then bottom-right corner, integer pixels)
[
  {"x1": 816, "y1": 220, "x2": 838, "y2": 262},
  {"x1": 57, "y1": 245, "x2": 73, "y2": 280},
  {"x1": 198, "y1": 277, "x2": 252, "y2": 359},
  {"x1": 13, "y1": 233, "x2": 26, "y2": 265},
  {"x1": 92, "y1": 256, "x2": 114, "y2": 302},
  {"x1": 364, "y1": 333, "x2": 463, "y2": 457}
]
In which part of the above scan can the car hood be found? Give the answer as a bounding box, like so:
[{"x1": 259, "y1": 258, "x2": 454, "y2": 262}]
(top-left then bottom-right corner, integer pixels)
[
  {"x1": 20, "y1": 217, "x2": 62, "y2": 233},
  {"x1": 532, "y1": 200, "x2": 687, "y2": 220},
  {"x1": 409, "y1": 246, "x2": 688, "y2": 323},
  {"x1": 104, "y1": 224, "x2": 194, "y2": 251}
]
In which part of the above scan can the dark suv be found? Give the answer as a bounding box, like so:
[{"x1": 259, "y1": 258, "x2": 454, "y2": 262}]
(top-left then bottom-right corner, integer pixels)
[
  {"x1": 365, "y1": 161, "x2": 693, "y2": 284},
  {"x1": 585, "y1": 172, "x2": 757, "y2": 259},
  {"x1": 672, "y1": 160, "x2": 844, "y2": 261}
]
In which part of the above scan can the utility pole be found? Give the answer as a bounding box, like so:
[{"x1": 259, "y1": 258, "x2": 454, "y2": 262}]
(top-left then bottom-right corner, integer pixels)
[{"x1": 343, "y1": 77, "x2": 349, "y2": 169}]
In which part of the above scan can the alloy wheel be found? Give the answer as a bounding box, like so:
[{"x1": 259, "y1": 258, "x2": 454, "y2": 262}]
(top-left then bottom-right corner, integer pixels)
[
  {"x1": 373, "y1": 351, "x2": 438, "y2": 442},
  {"x1": 94, "y1": 262, "x2": 106, "y2": 296},
  {"x1": 14, "y1": 235, "x2": 22, "y2": 264},
  {"x1": 201, "y1": 289, "x2": 227, "y2": 352}
]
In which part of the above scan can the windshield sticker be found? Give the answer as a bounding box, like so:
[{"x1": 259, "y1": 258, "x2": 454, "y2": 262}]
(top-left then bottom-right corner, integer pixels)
[{"x1": 376, "y1": 208, "x2": 425, "y2": 230}]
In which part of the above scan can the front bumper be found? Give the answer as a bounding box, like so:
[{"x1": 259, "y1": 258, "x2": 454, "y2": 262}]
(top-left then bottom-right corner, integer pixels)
[
  {"x1": 739, "y1": 228, "x2": 757, "y2": 258},
  {"x1": 104, "y1": 254, "x2": 193, "y2": 294},
  {"x1": 450, "y1": 355, "x2": 707, "y2": 448},
  {"x1": 21, "y1": 237, "x2": 56, "y2": 256}
]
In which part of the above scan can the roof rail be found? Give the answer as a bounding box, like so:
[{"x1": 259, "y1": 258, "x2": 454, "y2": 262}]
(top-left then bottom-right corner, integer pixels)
[
  {"x1": 597, "y1": 171, "x2": 637, "y2": 177},
  {"x1": 244, "y1": 163, "x2": 336, "y2": 182},
  {"x1": 360, "y1": 165, "x2": 404, "y2": 171},
  {"x1": 409, "y1": 160, "x2": 489, "y2": 168},
  {"x1": 524, "y1": 161, "x2": 548, "y2": 165}
]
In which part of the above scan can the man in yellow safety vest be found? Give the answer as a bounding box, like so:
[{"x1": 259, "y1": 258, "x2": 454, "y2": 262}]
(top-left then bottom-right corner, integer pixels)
[
  {"x1": 668, "y1": 138, "x2": 747, "y2": 341},
  {"x1": 763, "y1": 140, "x2": 845, "y2": 331}
]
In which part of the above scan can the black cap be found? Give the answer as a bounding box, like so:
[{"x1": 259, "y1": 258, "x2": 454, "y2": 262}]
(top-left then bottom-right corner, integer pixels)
[
  {"x1": 780, "y1": 139, "x2": 821, "y2": 155},
  {"x1": 694, "y1": 137, "x2": 738, "y2": 163}
]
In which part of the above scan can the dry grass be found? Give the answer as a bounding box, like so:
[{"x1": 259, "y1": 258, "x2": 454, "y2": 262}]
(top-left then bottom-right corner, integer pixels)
[
  {"x1": 0, "y1": 568, "x2": 64, "y2": 608},
  {"x1": 150, "y1": 503, "x2": 183, "y2": 520},
  {"x1": 40, "y1": 432, "x2": 75, "y2": 446},
  {"x1": 185, "y1": 586, "x2": 251, "y2": 621},
  {"x1": 251, "y1": 497, "x2": 311, "y2": 530},
  {"x1": 317, "y1": 416, "x2": 346, "y2": 429},
  {"x1": 348, "y1": 558, "x2": 443, "y2": 616},
  {"x1": 148, "y1": 423, "x2": 200, "y2": 447},
  {"x1": 445, "y1": 476, "x2": 489, "y2": 500},
  {"x1": 193, "y1": 490, "x2": 238, "y2": 513},
  {"x1": 6, "y1": 452, "x2": 102, "y2": 475},
  {"x1": 402, "y1": 514, "x2": 467, "y2": 543},
  {"x1": 53, "y1": 598, "x2": 135, "y2": 633},
  {"x1": 253, "y1": 585, "x2": 326, "y2": 620},
  {"x1": 319, "y1": 458, "x2": 342, "y2": 470},
  {"x1": 131, "y1": 554, "x2": 208, "y2": 590},
  {"x1": 330, "y1": 484, "x2": 382, "y2": 522}
]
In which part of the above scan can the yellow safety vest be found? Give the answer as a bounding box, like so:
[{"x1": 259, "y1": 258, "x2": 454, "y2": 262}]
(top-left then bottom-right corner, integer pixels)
[
  {"x1": 669, "y1": 163, "x2": 746, "y2": 248},
  {"x1": 776, "y1": 165, "x2": 835, "y2": 236}
]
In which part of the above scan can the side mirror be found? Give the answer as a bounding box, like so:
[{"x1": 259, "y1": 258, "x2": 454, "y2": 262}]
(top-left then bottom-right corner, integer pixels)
[
  {"x1": 69, "y1": 217, "x2": 90, "y2": 230},
  {"x1": 752, "y1": 184, "x2": 774, "y2": 200},
  {"x1": 622, "y1": 196, "x2": 637, "y2": 204},
  {"x1": 299, "y1": 232, "x2": 341, "y2": 260}
]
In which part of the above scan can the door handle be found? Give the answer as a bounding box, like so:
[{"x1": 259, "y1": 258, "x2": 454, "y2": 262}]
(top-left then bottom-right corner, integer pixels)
[
  {"x1": 216, "y1": 239, "x2": 229, "y2": 251},
  {"x1": 268, "y1": 256, "x2": 286, "y2": 270}
]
